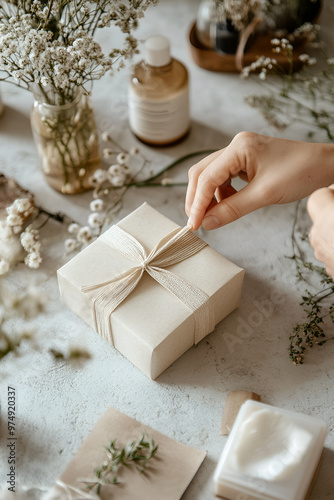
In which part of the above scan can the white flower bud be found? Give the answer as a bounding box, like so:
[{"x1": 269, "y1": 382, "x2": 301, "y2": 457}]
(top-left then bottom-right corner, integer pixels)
[
  {"x1": 161, "y1": 178, "x2": 172, "y2": 186},
  {"x1": 102, "y1": 131, "x2": 112, "y2": 142},
  {"x1": 103, "y1": 148, "x2": 114, "y2": 159},
  {"x1": 20, "y1": 231, "x2": 35, "y2": 251},
  {"x1": 0, "y1": 258, "x2": 10, "y2": 275},
  {"x1": 64, "y1": 239, "x2": 77, "y2": 252},
  {"x1": 108, "y1": 164, "x2": 122, "y2": 176},
  {"x1": 77, "y1": 226, "x2": 93, "y2": 244},
  {"x1": 88, "y1": 212, "x2": 104, "y2": 228},
  {"x1": 110, "y1": 174, "x2": 126, "y2": 187},
  {"x1": 25, "y1": 251, "x2": 42, "y2": 269},
  {"x1": 68, "y1": 223, "x2": 80, "y2": 234},
  {"x1": 116, "y1": 152, "x2": 130, "y2": 165},
  {"x1": 130, "y1": 147, "x2": 140, "y2": 155},
  {"x1": 89, "y1": 199, "x2": 104, "y2": 212},
  {"x1": 7, "y1": 213, "x2": 23, "y2": 227},
  {"x1": 92, "y1": 169, "x2": 108, "y2": 184}
]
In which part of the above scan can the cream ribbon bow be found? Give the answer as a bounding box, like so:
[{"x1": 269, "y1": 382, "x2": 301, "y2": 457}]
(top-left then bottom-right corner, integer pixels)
[{"x1": 81, "y1": 225, "x2": 215, "y2": 346}]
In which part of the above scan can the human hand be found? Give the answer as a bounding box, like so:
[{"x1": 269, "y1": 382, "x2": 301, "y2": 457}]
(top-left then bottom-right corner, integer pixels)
[
  {"x1": 185, "y1": 132, "x2": 334, "y2": 231},
  {"x1": 307, "y1": 185, "x2": 334, "y2": 279}
]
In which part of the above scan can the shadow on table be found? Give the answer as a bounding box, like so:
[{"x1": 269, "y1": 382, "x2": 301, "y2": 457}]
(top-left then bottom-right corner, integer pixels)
[
  {"x1": 52, "y1": 119, "x2": 234, "y2": 220},
  {"x1": 309, "y1": 447, "x2": 334, "y2": 500},
  {"x1": 157, "y1": 269, "x2": 299, "y2": 384},
  {"x1": 151, "y1": 119, "x2": 232, "y2": 155},
  {"x1": 0, "y1": 104, "x2": 32, "y2": 138}
]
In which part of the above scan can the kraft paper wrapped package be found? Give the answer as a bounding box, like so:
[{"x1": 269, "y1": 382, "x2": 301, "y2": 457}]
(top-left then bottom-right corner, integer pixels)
[
  {"x1": 57, "y1": 203, "x2": 245, "y2": 379},
  {"x1": 52, "y1": 407, "x2": 206, "y2": 500}
]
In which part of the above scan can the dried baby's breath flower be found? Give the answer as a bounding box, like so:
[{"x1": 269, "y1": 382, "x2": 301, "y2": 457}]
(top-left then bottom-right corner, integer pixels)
[
  {"x1": 213, "y1": 0, "x2": 264, "y2": 31},
  {"x1": 117, "y1": 153, "x2": 130, "y2": 165},
  {"x1": 24, "y1": 251, "x2": 42, "y2": 269},
  {"x1": 109, "y1": 174, "x2": 127, "y2": 187},
  {"x1": 108, "y1": 164, "x2": 122, "y2": 176},
  {"x1": 0, "y1": 0, "x2": 158, "y2": 104},
  {"x1": 103, "y1": 148, "x2": 114, "y2": 159},
  {"x1": 6, "y1": 213, "x2": 23, "y2": 228},
  {"x1": 102, "y1": 131, "x2": 113, "y2": 142},
  {"x1": 243, "y1": 25, "x2": 334, "y2": 141},
  {"x1": 65, "y1": 238, "x2": 77, "y2": 253},
  {"x1": 88, "y1": 212, "x2": 104, "y2": 229},
  {"x1": 89, "y1": 199, "x2": 104, "y2": 212},
  {"x1": 0, "y1": 258, "x2": 10, "y2": 275},
  {"x1": 68, "y1": 223, "x2": 80, "y2": 234},
  {"x1": 77, "y1": 226, "x2": 93, "y2": 244},
  {"x1": 161, "y1": 178, "x2": 172, "y2": 186},
  {"x1": 130, "y1": 147, "x2": 140, "y2": 155},
  {"x1": 92, "y1": 169, "x2": 108, "y2": 185}
]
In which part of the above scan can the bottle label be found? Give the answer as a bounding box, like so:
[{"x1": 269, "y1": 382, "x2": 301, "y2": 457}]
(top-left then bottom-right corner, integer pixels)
[{"x1": 128, "y1": 87, "x2": 190, "y2": 144}]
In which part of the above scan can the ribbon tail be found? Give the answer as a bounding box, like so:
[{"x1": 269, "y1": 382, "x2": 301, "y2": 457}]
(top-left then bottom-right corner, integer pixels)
[
  {"x1": 149, "y1": 226, "x2": 208, "y2": 268},
  {"x1": 148, "y1": 266, "x2": 215, "y2": 344},
  {"x1": 92, "y1": 268, "x2": 143, "y2": 345},
  {"x1": 81, "y1": 268, "x2": 140, "y2": 293}
]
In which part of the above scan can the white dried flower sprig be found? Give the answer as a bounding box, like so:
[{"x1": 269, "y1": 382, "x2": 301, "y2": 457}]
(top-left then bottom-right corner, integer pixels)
[
  {"x1": 6, "y1": 197, "x2": 35, "y2": 234},
  {"x1": 243, "y1": 23, "x2": 334, "y2": 141},
  {"x1": 213, "y1": 0, "x2": 265, "y2": 31},
  {"x1": 21, "y1": 225, "x2": 42, "y2": 269},
  {"x1": 0, "y1": 194, "x2": 71, "y2": 275},
  {"x1": 64, "y1": 140, "x2": 217, "y2": 255},
  {"x1": 0, "y1": 285, "x2": 46, "y2": 360},
  {"x1": 0, "y1": 197, "x2": 38, "y2": 275},
  {"x1": 0, "y1": 0, "x2": 158, "y2": 105}
]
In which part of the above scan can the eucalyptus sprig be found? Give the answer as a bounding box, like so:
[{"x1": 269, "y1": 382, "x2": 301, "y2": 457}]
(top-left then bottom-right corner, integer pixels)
[
  {"x1": 288, "y1": 201, "x2": 334, "y2": 364},
  {"x1": 81, "y1": 433, "x2": 158, "y2": 496}
]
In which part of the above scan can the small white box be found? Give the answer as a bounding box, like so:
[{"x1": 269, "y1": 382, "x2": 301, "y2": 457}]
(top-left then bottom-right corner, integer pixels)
[{"x1": 214, "y1": 400, "x2": 326, "y2": 500}]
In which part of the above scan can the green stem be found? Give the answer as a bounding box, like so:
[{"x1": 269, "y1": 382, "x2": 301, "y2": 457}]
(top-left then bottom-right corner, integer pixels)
[{"x1": 127, "y1": 149, "x2": 216, "y2": 188}]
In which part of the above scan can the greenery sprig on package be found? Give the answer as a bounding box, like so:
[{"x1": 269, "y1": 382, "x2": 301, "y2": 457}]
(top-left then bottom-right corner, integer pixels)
[
  {"x1": 288, "y1": 201, "x2": 334, "y2": 364},
  {"x1": 81, "y1": 433, "x2": 158, "y2": 496}
]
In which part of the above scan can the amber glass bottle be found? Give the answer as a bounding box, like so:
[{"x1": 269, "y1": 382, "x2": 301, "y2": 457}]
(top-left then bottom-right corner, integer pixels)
[{"x1": 129, "y1": 35, "x2": 190, "y2": 146}]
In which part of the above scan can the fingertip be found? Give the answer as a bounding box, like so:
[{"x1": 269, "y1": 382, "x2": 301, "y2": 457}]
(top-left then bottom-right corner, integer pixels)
[
  {"x1": 307, "y1": 187, "x2": 334, "y2": 222},
  {"x1": 186, "y1": 217, "x2": 194, "y2": 230}
]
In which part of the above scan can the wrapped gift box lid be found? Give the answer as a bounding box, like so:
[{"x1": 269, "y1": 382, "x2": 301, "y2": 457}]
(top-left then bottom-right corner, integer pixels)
[{"x1": 57, "y1": 203, "x2": 245, "y2": 379}]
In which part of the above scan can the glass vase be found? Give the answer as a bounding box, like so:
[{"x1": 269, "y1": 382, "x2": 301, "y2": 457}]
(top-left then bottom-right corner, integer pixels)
[{"x1": 30, "y1": 89, "x2": 100, "y2": 194}]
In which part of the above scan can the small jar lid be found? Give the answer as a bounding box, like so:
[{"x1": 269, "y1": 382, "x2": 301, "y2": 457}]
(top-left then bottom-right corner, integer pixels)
[{"x1": 144, "y1": 35, "x2": 171, "y2": 67}]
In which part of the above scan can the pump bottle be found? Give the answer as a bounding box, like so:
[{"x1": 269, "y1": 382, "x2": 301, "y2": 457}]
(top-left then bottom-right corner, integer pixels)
[{"x1": 129, "y1": 35, "x2": 190, "y2": 146}]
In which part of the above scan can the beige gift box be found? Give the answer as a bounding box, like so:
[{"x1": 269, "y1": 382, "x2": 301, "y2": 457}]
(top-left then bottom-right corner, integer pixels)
[{"x1": 57, "y1": 203, "x2": 245, "y2": 379}]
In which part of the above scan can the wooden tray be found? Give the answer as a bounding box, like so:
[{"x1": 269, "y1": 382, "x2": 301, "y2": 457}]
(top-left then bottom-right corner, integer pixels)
[{"x1": 188, "y1": 21, "x2": 307, "y2": 73}]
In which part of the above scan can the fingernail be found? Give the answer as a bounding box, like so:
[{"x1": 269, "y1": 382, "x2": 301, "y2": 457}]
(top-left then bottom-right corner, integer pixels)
[
  {"x1": 187, "y1": 217, "x2": 194, "y2": 229},
  {"x1": 202, "y1": 215, "x2": 220, "y2": 230}
]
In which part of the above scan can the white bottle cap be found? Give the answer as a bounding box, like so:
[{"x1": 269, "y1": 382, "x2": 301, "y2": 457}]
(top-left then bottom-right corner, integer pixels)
[{"x1": 144, "y1": 35, "x2": 171, "y2": 67}]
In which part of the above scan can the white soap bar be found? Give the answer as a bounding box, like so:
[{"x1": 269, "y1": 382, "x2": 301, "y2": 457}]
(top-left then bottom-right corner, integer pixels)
[{"x1": 214, "y1": 401, "x2": 326, "y2": 500}]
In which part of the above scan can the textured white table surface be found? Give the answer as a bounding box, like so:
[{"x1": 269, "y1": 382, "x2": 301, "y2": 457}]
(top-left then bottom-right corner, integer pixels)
[{"x1": 0, "y1": 0, "x2": 333, "y2": 499}]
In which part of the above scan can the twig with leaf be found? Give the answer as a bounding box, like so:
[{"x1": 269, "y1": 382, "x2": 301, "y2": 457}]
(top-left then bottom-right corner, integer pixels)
[
  {"x1": 81, "y1": 433, "x2": 158, "y2": 496},
  {"x1": 243, "y1": 23, "x2": 334, "y2": 141},
  {"x1": 288, "y1": 201, "x2": 334, "y2": 364}
]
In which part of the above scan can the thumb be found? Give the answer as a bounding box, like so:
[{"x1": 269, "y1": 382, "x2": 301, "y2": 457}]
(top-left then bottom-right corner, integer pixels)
[
  {"x1": 307, "y1": 187, "x2": 334, "y2": 223},
  {"x1": 201, "y1": 183, "x2": 264, "y2": 230}
]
